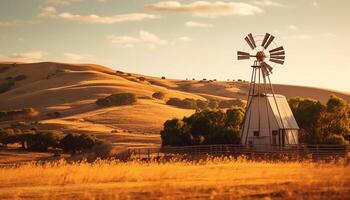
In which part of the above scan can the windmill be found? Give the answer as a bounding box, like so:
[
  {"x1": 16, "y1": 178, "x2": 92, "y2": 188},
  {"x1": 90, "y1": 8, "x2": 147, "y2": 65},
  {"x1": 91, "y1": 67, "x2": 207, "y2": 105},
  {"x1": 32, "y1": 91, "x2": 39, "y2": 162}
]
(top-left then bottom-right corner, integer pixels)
[{"x1": 237, "y1": 33, "x2": 299, "y2": 147}]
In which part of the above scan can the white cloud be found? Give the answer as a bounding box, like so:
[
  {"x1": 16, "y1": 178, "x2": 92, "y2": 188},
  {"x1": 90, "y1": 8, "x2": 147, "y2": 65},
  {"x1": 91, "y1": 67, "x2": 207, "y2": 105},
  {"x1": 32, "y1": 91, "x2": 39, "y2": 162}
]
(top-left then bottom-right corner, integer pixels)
[
  {"x1": 107, "y1": 30, "x2": 167, "y2": 48},
  {"x1": 39, "y1": 6, "x2": 158, "y2": 24},
  {"x1": 312, "y1": 1, "x2": 320, "y2": 8},
  {"x1": 178, "y1": 36, "x2": 192, "y2": 42},
  {"x1": 185, "y1": 21, "x2": 212, "y2": 28},
  {"x1": 148, "y1": 1, "x2": 263, "y2": 17},
  {"x1": 45, "y1": 0, "x2": 82, "y2": 5},
  {"x1": 63, "y1": 53, "x2": 95, "y2": 63},
  {"x1": 0, "y1": 20, "x2": 37, "y2": 27},
  {"x1": 288, "y1": 24, "x2": 298, "y2": 30},
  {"x1": 7, "y1": 51, "x2": 47, "y2": 62},
  {"x1": 252, "y1": 0, "x2": 285, "y2": 7}
]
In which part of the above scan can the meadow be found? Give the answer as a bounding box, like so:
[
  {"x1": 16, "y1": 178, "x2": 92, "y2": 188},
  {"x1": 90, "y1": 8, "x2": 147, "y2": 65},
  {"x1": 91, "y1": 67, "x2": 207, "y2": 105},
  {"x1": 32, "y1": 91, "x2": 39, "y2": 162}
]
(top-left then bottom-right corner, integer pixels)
[{"x1": 0, "y1": 158, "x2": 349, "y2": 200}]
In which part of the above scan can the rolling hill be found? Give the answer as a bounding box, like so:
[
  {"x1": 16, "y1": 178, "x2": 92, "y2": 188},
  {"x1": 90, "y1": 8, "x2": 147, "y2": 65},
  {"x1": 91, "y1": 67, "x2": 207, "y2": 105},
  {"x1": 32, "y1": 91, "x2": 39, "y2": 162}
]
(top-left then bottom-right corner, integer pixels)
[{"x1": 1, "y1": 62, "x2": 349, "y2": 147}]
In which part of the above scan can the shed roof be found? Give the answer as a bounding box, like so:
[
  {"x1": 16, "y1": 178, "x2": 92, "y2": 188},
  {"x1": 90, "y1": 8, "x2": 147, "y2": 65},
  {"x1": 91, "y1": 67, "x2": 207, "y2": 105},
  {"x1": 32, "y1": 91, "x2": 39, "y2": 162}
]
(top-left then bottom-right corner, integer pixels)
[{"x1": 267, "y1": 94, "x2": 299, "y2": 129}]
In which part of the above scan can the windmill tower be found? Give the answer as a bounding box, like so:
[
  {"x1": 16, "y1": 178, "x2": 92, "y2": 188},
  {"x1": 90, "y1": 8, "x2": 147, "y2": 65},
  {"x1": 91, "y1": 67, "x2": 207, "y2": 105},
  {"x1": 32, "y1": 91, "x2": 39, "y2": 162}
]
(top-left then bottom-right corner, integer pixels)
[{"x1": 237, "y1": 33, "x2": 299, "y2": 147}]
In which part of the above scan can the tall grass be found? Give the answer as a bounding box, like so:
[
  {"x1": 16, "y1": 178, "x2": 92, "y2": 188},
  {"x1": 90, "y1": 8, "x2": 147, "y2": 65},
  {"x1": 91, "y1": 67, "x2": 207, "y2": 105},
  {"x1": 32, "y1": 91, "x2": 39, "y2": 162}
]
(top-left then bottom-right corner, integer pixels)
[{"x1": 0, "y1": 157, "x2": 349, "y2": 199}]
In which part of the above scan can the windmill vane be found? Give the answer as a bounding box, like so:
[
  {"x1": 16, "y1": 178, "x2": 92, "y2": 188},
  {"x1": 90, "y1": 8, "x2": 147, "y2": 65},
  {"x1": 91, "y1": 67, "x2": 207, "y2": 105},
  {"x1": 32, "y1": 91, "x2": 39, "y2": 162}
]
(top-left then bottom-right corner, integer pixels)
[{"x1": 236, "y1": 33, "x2": 299, "y2": 147}]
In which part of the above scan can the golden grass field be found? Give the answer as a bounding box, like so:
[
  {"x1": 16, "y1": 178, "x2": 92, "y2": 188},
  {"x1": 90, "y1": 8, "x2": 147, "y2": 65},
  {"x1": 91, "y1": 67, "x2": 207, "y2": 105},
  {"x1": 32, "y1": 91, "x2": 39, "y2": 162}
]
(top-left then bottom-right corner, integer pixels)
[{"x1": 0, "y1": 158, "x2": 349, "y2": 200}]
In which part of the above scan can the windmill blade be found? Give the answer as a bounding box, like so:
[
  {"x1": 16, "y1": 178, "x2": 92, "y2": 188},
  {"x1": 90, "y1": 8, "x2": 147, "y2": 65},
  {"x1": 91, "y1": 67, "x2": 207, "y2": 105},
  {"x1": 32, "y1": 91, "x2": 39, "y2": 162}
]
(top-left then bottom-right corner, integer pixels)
[
  {"x1": 261, "y1": 33, "x2": 270, "y2": 47},
  {"x1": 248, "y1": 33, "x2": 256, "y2": 49},
  {"x1": 261, "y1": 62, "x2": 273, "y2": 76},
  {"x1": 270, "y1": 51, "x2": 285, "y2": 56},
  {"x1": 270, "y1": 56, "x2": 285, "y2": 60},
  {"x1": 238, "y1": 55, "x2": 250, "y2": 60},
  {"x1": 264, "y1": 35, "x2": 275, "y2": 49},
  {"x1": 244, "y1": 36, "x2": 254, "y2": 50},
  {"x1": 262, "y1": 62, "x2": 273, "y2": 73},
  {"x1": 269, "y1": 59, "x2": 284, "y2": 65},
  {"x1": 269, "y1": 46, "x2": 284, "y2": 53},
  {"x1": 237, "y1": 51, "x2": 250, "y2": 56}
]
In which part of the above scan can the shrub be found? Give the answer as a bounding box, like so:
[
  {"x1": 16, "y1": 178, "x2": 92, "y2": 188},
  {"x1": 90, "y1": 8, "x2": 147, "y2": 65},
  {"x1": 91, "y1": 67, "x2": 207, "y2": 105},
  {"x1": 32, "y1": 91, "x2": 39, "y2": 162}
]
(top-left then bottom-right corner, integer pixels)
[
  {"x1": 196, "y1": 99, "x2": 208, "y2": 110},
  {"x1": 152, "y1": 92, "x2": 165, "y2": 100},
  {"x1": 0, "y1": 80, "x2": 15, "y2": 93},
  {"x1": 0, "y1": 108, "x2": 38, "y2": 121},
  {"x1": 161, "y1": 76, "x2": 166, "y2": 79},
  {"x1": 137, "y1": 77, "x2": 146, "y2": 81},
  {"x1": 0, "y1": 66, "x2": 9, "y2": 73},
  {"x1": 22, "y1": 131, "x2": 60, "y2": 151},
  {"x1": 166, "y1": 98, "x2": 197, "y2": 109},
  {"x1": 0, "y1": 128, "x2": 17, "y2": 147},
  {"x1": 116, "y1": 70, "x2": 124, "y2": 75},
  {"x1": 60, "y1": 133, "x2": 101, "y2": 155},
  {"x1": 218, "y1": 99, "x2": 245, "y2": 108},
  {"x1": 208, "y1": 99, "x2": 218, "y2": 109},
  {"x1": 96, "y1": 93, "x2": 137, "y2": 107},
  {"x1": 324, "y1": 135, "x2": 349, "y2": 146},
  {"x1": 14, "y1": 74, "x2": 27, "y2": 81},
  {"x1": 46, "y1": 111, "x2": 61, "y2": 118}
]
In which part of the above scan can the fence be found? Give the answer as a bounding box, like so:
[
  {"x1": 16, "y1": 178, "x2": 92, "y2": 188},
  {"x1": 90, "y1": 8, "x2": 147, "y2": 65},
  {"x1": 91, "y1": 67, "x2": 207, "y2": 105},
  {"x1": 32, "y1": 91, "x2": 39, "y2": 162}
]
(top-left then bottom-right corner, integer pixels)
[{"x1": 128, "y1": 144, "x2": 349, "y2": 161}]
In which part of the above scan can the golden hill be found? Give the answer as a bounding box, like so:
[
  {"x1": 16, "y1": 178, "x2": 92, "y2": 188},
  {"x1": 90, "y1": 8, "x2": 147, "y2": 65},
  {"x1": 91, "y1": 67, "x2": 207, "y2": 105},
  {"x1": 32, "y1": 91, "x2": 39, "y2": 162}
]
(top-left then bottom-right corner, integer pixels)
[{"x1": 1, "y1": 62, "x2": 349, "y2": 147}]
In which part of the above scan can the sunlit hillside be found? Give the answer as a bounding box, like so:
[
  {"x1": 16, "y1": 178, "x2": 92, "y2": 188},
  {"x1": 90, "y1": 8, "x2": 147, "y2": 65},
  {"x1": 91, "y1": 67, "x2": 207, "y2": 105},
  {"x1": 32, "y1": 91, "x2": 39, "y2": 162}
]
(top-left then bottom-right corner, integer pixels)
[{"x1": 1, "y1": 62, "x2": 349, "y2": 148}]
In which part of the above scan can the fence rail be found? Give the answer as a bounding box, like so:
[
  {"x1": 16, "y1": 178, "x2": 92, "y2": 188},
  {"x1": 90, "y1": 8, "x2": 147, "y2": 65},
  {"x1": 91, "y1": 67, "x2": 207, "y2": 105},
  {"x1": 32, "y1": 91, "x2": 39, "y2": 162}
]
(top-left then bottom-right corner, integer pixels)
[{"x1": 128, "y1": 144, "x2": 349, "y2": 161}]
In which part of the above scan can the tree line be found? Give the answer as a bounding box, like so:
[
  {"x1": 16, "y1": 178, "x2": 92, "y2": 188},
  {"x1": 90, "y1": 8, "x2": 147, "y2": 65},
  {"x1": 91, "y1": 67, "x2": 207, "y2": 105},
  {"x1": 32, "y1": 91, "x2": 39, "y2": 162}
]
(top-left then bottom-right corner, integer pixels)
[{"x1": 161, "y1": 95, "x2": 350, "y2": 146}]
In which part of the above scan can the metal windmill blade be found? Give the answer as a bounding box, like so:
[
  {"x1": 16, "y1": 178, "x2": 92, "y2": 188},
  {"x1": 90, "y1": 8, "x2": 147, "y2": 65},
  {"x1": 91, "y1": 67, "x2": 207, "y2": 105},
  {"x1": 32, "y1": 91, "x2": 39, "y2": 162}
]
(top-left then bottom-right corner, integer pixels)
[
  {"x1": 268, "y1": 46, "x2": 285, "y2": 65},
  {"x1": 237, "y1": 51, "x2": 251, "y2": 60},
  {"x1": 261, "y1": 62, "x2": 273, "y2": 76},
  {"x1": 244, "y1": 33, "x2": 257, "y2": 50}
]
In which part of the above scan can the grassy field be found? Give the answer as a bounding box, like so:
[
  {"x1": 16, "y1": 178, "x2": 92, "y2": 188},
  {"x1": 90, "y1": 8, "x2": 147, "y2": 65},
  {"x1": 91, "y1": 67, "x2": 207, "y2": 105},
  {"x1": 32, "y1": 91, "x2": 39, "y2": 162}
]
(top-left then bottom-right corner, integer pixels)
[{"x1": 0, "y1": 158, "x2": 349, "y2": 200}]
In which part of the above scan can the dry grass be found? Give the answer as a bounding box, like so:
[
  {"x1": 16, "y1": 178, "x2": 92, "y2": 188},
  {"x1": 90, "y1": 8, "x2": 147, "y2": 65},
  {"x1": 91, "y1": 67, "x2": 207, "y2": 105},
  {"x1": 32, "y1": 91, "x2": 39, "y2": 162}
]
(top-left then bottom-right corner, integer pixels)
[{"x1": 0, "y1": 158, "x2": 349, "y2": 199}]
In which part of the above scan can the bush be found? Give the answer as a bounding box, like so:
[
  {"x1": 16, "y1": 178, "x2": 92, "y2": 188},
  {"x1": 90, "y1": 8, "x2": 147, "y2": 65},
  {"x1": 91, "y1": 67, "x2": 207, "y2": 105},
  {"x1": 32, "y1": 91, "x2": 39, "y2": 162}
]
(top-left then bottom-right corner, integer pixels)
[
  {"x1": 152, "y1": 92, "x2": 165, "y2": 100},
  {"x1": 0, "y1": 80, "x2": 15, "y2": 93},
  {"x1": 196, "y1": 99, "x2": 208, "y2": 110},
  {"x1": 0, "y1": 108, "x2": 38, "y2": 121},
  {"x1": 116, "y1": 70, "x2": 124, "y2": 75},
  {"x1": 324, "y1": 135, "x2": 349, "y2": 146},
  {"x1": 161, "y1": 108, "x2": 244, "y2": 146},
  {"x1": 96, "y1": 93, "x2": 137, "y2": 107},
  {"x1": 208, "y1": 99, "x2": 218, "y2": 109},
  {"x1": 166, "y1": 98, "x2": 197, "y2": 109},
  {"x1": 14, "y1": 74, "x2": 27, "y2": 81},
  {"x1": 46, "y1": 111, "x2": 61, "y2": 118},
  {"x1": 23, "y1": 131, "x2": 60, "y2": 151},
  {"x1": 137, "y1": 77, "x2": 146, "y2": 81},
  {"x1": 0, "y1": 66, "x2": 9, "y2": 73},
  {"x1": 218, "y1": 99, "x2": 245, "y2": 108},
  {"x1": 0, "y1": 128, "x2": 17, "y2": 147},
  {"x1": 60, "y1": 133, "x2": 101, "y2": 155},
  {"x1": 161, "y1": 76, "x2": 166, "y2": 79}
]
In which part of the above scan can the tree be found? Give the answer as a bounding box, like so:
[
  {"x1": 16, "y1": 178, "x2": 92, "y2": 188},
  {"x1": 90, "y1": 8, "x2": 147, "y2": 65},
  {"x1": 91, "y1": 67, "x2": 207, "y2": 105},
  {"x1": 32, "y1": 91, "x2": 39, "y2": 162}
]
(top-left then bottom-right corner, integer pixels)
[
  {"x1": 96, "y1": 93, "x2": 137, "y2": 107},
  {"x1": 289, "y1": 95, "x2": 350, "y2": 145},
  {"x1": 160, "y1": 119, "x2": 192, "y2": 146},
  {"x1": 60, "y1": 133, "x2": 100, "y2": 154},
  {"x1": 160, "y1": 108, "x2": 243, "y2": 146},
  {"x1": 22, "y1": 131, "x2": 60, "y2": 151}
]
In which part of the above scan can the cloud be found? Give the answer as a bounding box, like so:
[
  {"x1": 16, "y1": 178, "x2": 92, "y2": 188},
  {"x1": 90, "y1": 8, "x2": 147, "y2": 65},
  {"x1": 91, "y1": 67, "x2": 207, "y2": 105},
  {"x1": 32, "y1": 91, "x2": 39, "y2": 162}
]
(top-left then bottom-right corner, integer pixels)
[
  {"x1": 178, "y1": 36, "x2": 192, "y2": 42},
  {"x1": 0, "y1": 20, "x2": 37, "y2": 27},
  {"x1": 185, "y1": 21, "x2": 212, "y2": 28},
  {"x1": 252, "y1": 0, "x2": 285, "y2": 7},
  {"x1": 45, "y1": 0, "x2": 82, "y2": 5},
  {"x1": 107, "y1": 30, "x2": 167, "y2": 48},
  {"x1": 147, "y1": 1, "x2": 263, "y2": 17},
  {"x1": 288, "y1": 24, "x2": 297, "y2": 30},
  {"x1": 312, "y1": 1, "x2": 320, "y2": 8},
  {"x1": 7, "y1": 51, "x2": 47, "y2": 62},
  {"x1": 39, "y1": 6, "x2": 158, "y2": 24},
  {"x1": 63, "y1": 53, "x2": 95, "y2": 63}
]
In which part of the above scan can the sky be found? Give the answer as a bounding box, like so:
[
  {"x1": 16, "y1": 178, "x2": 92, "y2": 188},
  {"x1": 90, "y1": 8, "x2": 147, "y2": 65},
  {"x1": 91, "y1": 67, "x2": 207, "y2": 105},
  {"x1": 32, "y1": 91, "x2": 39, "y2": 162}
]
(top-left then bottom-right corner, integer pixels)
[{"x1": 0, "y1": 0, "x2": 349, "y2": 92}]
